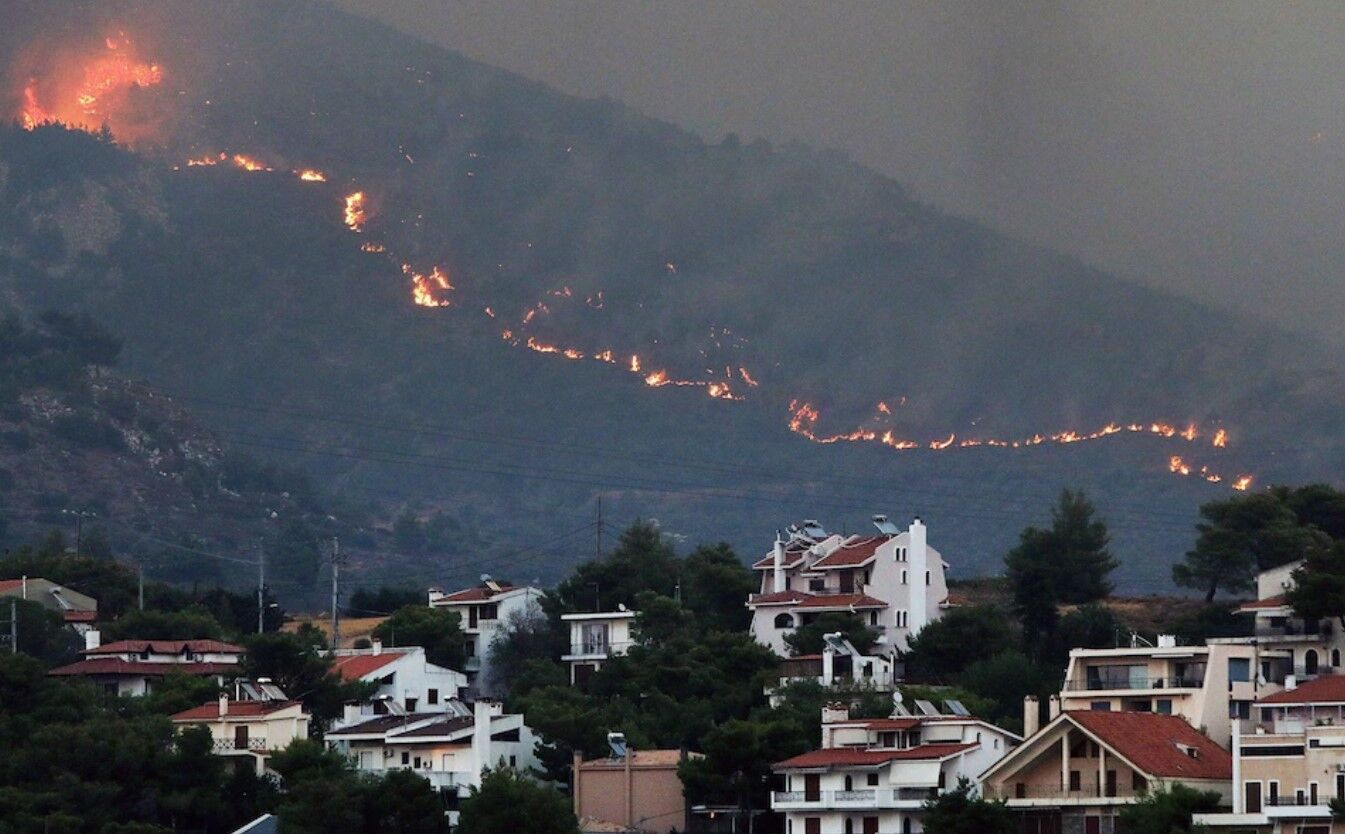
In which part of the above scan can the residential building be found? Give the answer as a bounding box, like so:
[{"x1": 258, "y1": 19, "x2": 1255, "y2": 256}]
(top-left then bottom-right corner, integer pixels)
[
  {"x1": 330, "y1": 641, "x2": 467, "y2": 714},
  {"x1": 326, "y1": 698, "x2": 541, "y2": 826},
  {"x1": 171, "y1": 682, "x2": 310, "y2": 775},
  {"x1": 1196, "y1": 676, "x2": 1345, "y2": 833},
  {"x1": 748, "y1": 516, "x2": 950, "y2": 660},
  {"x1": 48, "y1": 633, "x2": 242, "y2": 696},
  {"x1": 573, "y1": 744, "x2": 696, "y2": 834},
  {"x1": 768, "y1": 634, "x2": 898, "y2": 707},
  {"x1": 771, "y1": 700, "x2": 1019, "y2": 833},
  {"x1": 0, "y1": 576, "x2": 98, "y2": 631},
  {"x1": 428, "y1": 580, "x2": 544, "y2": 686},
  {"x1": 1233, "y1": 560, "x2": 1340, "y2": 685},
  {"x1": 1060, "y1": 635, "x2": 1264, "y2": 748},
  {"x1": 979, "y1": 710, "x2": 1233, "y2": 834},
  {"x1": 562, "y1": 609, "x2": 637, "y2": 685}
]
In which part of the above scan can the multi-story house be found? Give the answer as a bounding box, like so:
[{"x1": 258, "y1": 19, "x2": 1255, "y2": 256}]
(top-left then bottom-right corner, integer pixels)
[
  {"x1": 0, "y1": 576, "x2": 98, "y2": 632},
  {"x1": 561, "y1": 609, "x2": 637, "y2": 685},
  {"x1": 171, "y1": 681, "x2": 310, "y2": 775},
  {"x1": 326, "y1": 698, "x2": 541, "y2": 826},
  {"x1": 769, "y1": 634, "x2": 899, "y2": 707},
  {"x1": 1196, "y1": 676, "x2": 1345, "y2": 833},
  {"x1": 1060, "y1": 636, "x2": 1264, "y2": 748},
  {"x1": 979, "y1": 709, "x2": 1233, "y2": 834},
  {"x1": 428, "y1": 580, "x2": 544, "y2": 687},
  {"x1": 49, "y1": 634, "x2": 242, "y2": 696},
  {"x1": 771, "y1": 700, "x2": 1019, "y2": 834},
  {"x1": 1234, "y1": 560, "x2": 1341, "y2": 684},
  {"x1": 748, "y1": 516, "x2": 950, "y2": 659},
  {"x1": 330, "y1": 641, "x2": 467, "y2": 714}
]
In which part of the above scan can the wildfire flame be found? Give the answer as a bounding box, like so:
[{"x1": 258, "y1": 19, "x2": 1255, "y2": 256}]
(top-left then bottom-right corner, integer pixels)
[
  {"x1": 403, "y1": 264, "x2": 453, "y2": 308},
  {"x1": 19, "y1": 33, "x2": 163, "y2": 139},
  {"x1": 344, "y1": 192, "x2": 367, "y2": 232},
  {"x1": 297, "y1": 169, "x2": 327, "y2": 182}
]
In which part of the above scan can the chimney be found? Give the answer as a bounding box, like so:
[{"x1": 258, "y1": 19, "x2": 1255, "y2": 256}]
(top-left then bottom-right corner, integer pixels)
[
  {"x1": 907, "y1": 518, "x2": 928, "y2": 636},
  {"x1": 1023, "y1": 695, "x2": 1040, "y2": 736},
  {"x1": 472, "y1": 699, "x2": 502, "y2": 783},
  {"x1": 821, "y1": 701, "x2": 851, "y2": 724},
  {"x1": 21, "y1": 575, "x2": 27, "y2": 600},
  {"x1": 1285, "y1": 675, "x2": 1297, "y2": 691},
  {"x1": 773, "y1": 532, "x2": 786, "y2": 593},
  {"x1": 822, "y1": 637, "x2": 836, "y2": 686},
  {"x1": 343, "y1": 703, "x2": 363, "y2": 726},
  {"x1": 84, "y1": 629, "x2": 101, "y2": 651},
  {"x1": 1048, "y1": 694, "x2": 1061, "y2": 720},
  {"x1": 371, "y1": 638, "x2": 383, "y2": 655},
  {"x1": 218, "y1": 693, "x2": 229, "y2": 718}
]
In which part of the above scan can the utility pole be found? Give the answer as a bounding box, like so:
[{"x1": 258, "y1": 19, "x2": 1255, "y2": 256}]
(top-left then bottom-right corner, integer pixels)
[
  {"x1": 138, "y1": 563, "x2": 145, "y2": 612},
  {"x1": 330, "y1": 537, "x2": 341, "y2": 649},
  {"x1": 595, "y1": 495, "x2": 603, "y2": 559},
  {"x1": 256, "y1": 544, "x2": 266, "y2": 634}
]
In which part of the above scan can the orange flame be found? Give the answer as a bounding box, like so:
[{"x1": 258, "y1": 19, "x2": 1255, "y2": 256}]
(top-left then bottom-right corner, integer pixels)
[
  {"x1": 403, "y1": 264, "x2": 453, "y2": 308},
  {"x1": 297, "y1": 169, "x2": 327, "y2": 182},
  {"x1": 344, "y1": 192, "x2": 367, "y2": 232},
  {"x1": 231, "y1": 154, "x2": 272, "y2": 172},
  {"x1": 739, "y1": 367, "x2": 760, "y2": 387},
  {"x1": 630, "y1": 355, "x2": 642, "y2": 373},
  {"x1": 360, "y1": 241, "x2": 386, "y2": 253},
  {"x1": 1212, "y1": 428, "x2": 1228, "y2": 448},
  {"x1": 20, "y1": 34, "x2": 163, "y2": 139},
  {"x1": 1232, "y1": 475, "x2": 1253, "y2": 491}
]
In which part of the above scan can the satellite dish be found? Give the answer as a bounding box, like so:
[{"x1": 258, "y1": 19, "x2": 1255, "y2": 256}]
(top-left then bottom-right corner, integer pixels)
[
  {"x1": 617, "y1": 603, "x2": 628, "y2": 612},
  {"x1": 894, "y1": 691, "x2": 904, "y2": 704},
  {"x1": 480, "y1": 573, "x2": 492, "y2": 583}
]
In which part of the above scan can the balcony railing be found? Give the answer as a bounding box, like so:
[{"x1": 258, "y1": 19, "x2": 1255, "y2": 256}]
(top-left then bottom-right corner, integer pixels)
[
  {"x1": 212, "y1": 738, "x2": 272, "y2": 753},
  {"x1": 984, "y1": 782, "x2": 1144, "y2": 801},
  {"x1": 1064, "y1": 676, "x2": 1203, "y2": 692},
  {"x1": 564, "y1": 640, "x2": 632, "y2": 657},
  {"x1": 771, "y1": 788, "x2": 940, "y2": 809}
]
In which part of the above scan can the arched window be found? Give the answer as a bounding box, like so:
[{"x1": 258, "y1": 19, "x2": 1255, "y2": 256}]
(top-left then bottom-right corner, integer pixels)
[
  {"x1": 844, "y1": 820, "x2": 854, "y2": 834},
  {"x1": 902, "y1": 817, "x2": 913, "y2": 834},
  {"x1": 844, "y1": 775, "x2": 854, "y2": 791},
  {"x1": 774, "y1": 613, "x2": 793, "y2": 629},
  {"x1": 1306, "y1": 649, "x2": 1320, "y2": 675},
  {"x1": 1333, "y1": 649, "x2": 1341, "y2": 668}
]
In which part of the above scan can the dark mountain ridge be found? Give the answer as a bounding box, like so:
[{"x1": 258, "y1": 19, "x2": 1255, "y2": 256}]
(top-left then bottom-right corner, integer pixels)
[{"x1": 1, "y1": 0, "x2": 1341, "y2": 594}]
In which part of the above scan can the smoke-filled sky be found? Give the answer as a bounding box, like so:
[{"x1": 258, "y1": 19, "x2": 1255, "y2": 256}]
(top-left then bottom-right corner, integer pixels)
[{"x1": 333, "y1": 0, "x2": 1345, "y2": 345}]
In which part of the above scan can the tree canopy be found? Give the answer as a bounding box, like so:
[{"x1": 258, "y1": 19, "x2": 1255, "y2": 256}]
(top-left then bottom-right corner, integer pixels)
[
  {"x1": 371, "y1": 605, "x2": 466, "y2": 670},
  {"x1": 456, "y1": 767, "x2": 579, "y2": 834}
]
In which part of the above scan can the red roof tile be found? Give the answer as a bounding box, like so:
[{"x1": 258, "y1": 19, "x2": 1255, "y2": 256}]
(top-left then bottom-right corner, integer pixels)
[
  {"x1": 751, "y1": 547, "x2": 810, "y2": 570},
  {"x1": 1235, "y1": 595, "x2": 1288, "y2": 612},
  {"x1": 775, "y1": 743, "x2": 976, "y2": 770},
  {"x1": 857, "y1": 718, "x2": 923, "y2": 731},
  {"x1": 171, "y1": 700, "x2": 301, "y2": 721},
  {"x1": 436, "y1": 583, "x2": 518, "y2": 602},
  {"x1": 87, "y1": 639, "x2": 242, "y2": 656},
  {"x1": 48, "y1": 658, "x2": 238, "y2": 677},
  {"x1": 1257, "y1": 676, "x2": 1345, "y2": 705},
  {"x1": 812, "y1": 537, "x2": 888, "y2": 569},
  {"x1": 748, "y1": 590, "x2": 813, "y2": 607},
  {"x1": 62, "y1": 610, "x2": 98, "y2": 623},
  {"x1": 1066, "y1": 711, "x2": 1231, "y2": 780},
  {"x1": 331, "y1": 652, "x2": 401, "y2": 682},
  {"x1": 796, "y1": 594, "x2": 887, "y2": 610},
  {"x1": 0, "y1": 579, "x2": 26, "y2": 593}
]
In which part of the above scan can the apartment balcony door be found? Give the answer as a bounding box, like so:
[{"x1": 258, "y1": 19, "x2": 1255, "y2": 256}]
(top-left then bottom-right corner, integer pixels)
[
  {"x1": 804, "y1": 819, "x2": 820, "y2": 834},
  {"x1": 234, "y1": 725, "x2": 249, "y2": 750},
  {"x1": 1245, "y1": 781, "x2": 1261, "y2": 813},
  {"x1": 1084, "y1": 817, "x2": 1101, "y2": 834},
  {"x1": 862, "y1": 817, "x2": 878, "y2": 834},
  {"x1": 804, "y1": 774, "x2": 820, "y2": 802}
]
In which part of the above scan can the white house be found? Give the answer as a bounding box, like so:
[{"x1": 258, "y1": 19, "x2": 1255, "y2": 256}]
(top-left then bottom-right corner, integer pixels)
[
  {"x1": 428, "y1": 580, "x2": 544, "y2": 687},
  {"x1": 772, "y1": 700, "x2": 1019, "y2": 834},
  {"x1": 769, "y1": 634, "x2": 898, "y2": 707},
  {"x1": 171, "y1": 681, "x2": 310, "y2": 775},
  {"x1": 561, "y1": 609, "x2": 637, "y2": 685},
  {"x1": 326, "y1": 698, "x2": 541, "y2": 825},
  {"x1": 48, "y1": 634, "x2": 242, "y2": 696},
  {"x1": 748, "y1": 516, "x2": 950, "y2": 659},
  {"x1": 330, "y1": 642, "x2": 467, "y2": 715}
]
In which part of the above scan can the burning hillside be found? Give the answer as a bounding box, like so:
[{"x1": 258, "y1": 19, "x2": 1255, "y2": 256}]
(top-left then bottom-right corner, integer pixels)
[{"x1": 14, "y1": 32, "x2": 164, "y2": 142}]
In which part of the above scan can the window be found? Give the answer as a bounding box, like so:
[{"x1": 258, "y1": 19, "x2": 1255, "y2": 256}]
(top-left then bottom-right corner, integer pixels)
[
  {"x1": 428, "y1": 688, "x2": 439, "y2": 705},
  {"x1": 901, "y1": 570, "x2": 907, "y2": 585},
  {"x1": 809, "y1": 579, "x2": 826, "y2": 592},
  {"x1": 1305, "y1": 650, "x2": 1320, "y2": 675},
  {"x1": 867, "y1": 773, "x2": 879, "y2": 786},
  {"x1": 897, "y1": 547, "x2": 907, "y2": 562},
  {"x1": 480, "y1": 603, "x2": 498, "y2": 621},
  {"x1": 903, "y1": 817, "x2": 913, "y2": 834},
  {"x1": 1156, "y1": 699, "x2": 1173, "y2": 715},
  {"x1": 1269, "y1": 781, "x2": 1279, "y2": 805},
  {"x1": 1229, "y1": 657, "x2": 1251, "y2": 683},
  {"x1": 509, "y1": 755, "x2": 517, "y2": 768},
  {"x1": 895, "y1": 610, "x2": 908, "y2": 628},
  {"x1": 1311, "y1": 782, "x2": 1319, "y2": 805},
  {"x1": 234, "y1": 725, "x2": 249, "y2": 750},
  {"x1": 774, "y1": 613, "x2": 794, "y2": 629},
  {"x1": 1133, "y1": 773, "x2": 1147, "y2": 793},
  {"x1": 1090, "y1": 702, "x2": 1112, "y2": 711},
  {"x1": 406, "y1": 698, "x2": 417, "y2": 712},
  {"x1": 844, "y1": 820, "x2": 854, "y2": 834},
  {"x1": 413, "y1": 756, "x2": 422, "y2": 769},
  {"x1": 465, "y1": 640, "x2": 476, "y2": 657},
  {"x1": 869, "y1": 611, "x2": 878, "y2": 626},
  {"x1": 1334, "y1": 649, "x2": 1342, "y2": 668},
  {"x1": 1069, "y1": 771, "x2": 1081, "y2": 791},
  {"x1": 844, "y1": 775, "x2": 854, "y2": 791},
  {"x1": 401, "y1": 751, "x2": 410, "y2": 765},
  {"x1": 925, "y1": 571, "x2": 931, "y2": 585},
  {"x1": 1229, "y1": 700, "x2": 1250, "y2": 720}
]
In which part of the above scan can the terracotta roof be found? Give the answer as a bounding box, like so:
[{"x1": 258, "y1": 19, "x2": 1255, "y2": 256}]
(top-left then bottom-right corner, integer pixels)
[
  {"x1": 62, "y1": 610, "x2": 98, "y2": 623},
  {"x1": 171, "y1": 700, "x2": 301, "y2": 721},
  {"x1": 796, "y1": 593, "x2": 887, "y2": 610},
  {"x1": 387, "y1": 716, "x2": 475, "y2": 739},
  {"x1": 942, "y1": 593, "x2": 969, "y2": 607},
  {"x1": 330, "y1": 652, "x2": 402, "y2": 682},
  {"x1": 751, "y1": 547, "x2": 811, "y2": 570},
  {"x1": 327, "y1": 714, "x2": 442, "y2": 736},
  {"x1": 578, "y1": 750, "x2": 686, "y2": 769},
  {"x1": 811, "y1": 537, "x2": 888, "y2": 569},
  {"x1": 0, "y1": 579, "x2": 26, "y2": 593},
  {"x1": 48, "y1": 658, "x2": 238, "y2": 677},
  {"x1": 1066, "y1": 711, "x2": 1231, "y2": 780},
  {"x1": 435, "y1": 583, "x2": 518, "y2": 602},
  {"x1": 86, "y1": 639, "x2": 242, "y2": 656},
  {"x1": 775, "y1": 743, "x2": 976, "y2": 770},
  {"x1": 748, "y1": 590, "x2": 813, "y2": 607},
  {"x1": 857, "y1": 718, "x2": 923, "y2": 731},
  {"x1": 1235, "y1": 595, "x2": 1289, "y2": 612},
  {"x1": 1257, "y1": 676, "x2": 1345, "y2": 705}
]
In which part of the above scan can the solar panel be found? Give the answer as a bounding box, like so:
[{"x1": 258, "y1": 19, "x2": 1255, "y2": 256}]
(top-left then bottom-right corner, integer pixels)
[
  {"x1": 914, "y1": 699, "x2": 940, "y2": 717},
  {"x1": 945, "y1": 699, "x2": 971, "y2": 716},
  {"x1": 892, "y1": 702, "x2": 912, "y2": 717}
]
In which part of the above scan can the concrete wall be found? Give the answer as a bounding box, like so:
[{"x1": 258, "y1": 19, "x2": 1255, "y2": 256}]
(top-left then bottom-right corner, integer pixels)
[{"x1": 575, "y1": 759, "x2": 686, "y2": 833}]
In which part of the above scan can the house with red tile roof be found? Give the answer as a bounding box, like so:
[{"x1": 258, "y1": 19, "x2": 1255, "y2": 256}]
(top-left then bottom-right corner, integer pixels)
[
  {"x1": 428, "y1": 579, "x2": 543, "y2": 688},
  {"x1": 772, "y1": 700, "x2": 1019, "y2": 834},
  {"x1": 979, "y1": 710, "x2": 1232, "y2": 832},
  {"x1": 0, "y1": 577, "x2": 98, "y2": 632},
  {"x1": 171, "y1": 684, "x2": 310, "y2": 776},
  {"x1": 748, "y1": 516, "x2": 951, "y2": 660},
  {"x1": 328, "y1": 642, "x2": 467, "y2": 717},
  {"x1": 1197, "y1": 676, "x2": 1345, "y2": 832},
  {"x1": 49, "y1": 634, "x2": 243, "y2": 696}
]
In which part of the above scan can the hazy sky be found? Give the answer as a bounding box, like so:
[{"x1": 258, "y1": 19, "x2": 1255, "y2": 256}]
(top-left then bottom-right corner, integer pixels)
[{"x1": 334, "y1": 1, "x2": 1345, "y2": 344}]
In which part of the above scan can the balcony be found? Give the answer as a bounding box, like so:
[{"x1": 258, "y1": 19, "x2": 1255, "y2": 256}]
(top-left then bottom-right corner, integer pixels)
[
  {"x1": 357, "y1": 767, "x2": 474, "y2": 791},
  {"x1": 1063, "y1": 676, "x2": 1203, "y2": 692},
  {"x1": 212, "y1": 738, "x2": 273, "y2": 754},
  {"x1": 562, "y1": 640, "x2": 632, "y2": 661},
  {"x1": 984, "y1": 782, "x2": 1145, "y2": 803},
  {"x1": 771, "y1": 788, "x2": 937, "y2": 810}
]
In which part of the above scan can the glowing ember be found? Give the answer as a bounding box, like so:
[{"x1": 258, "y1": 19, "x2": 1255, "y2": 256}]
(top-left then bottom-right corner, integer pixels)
[
  {"x1": 1212, "y1": 428, "x2": 1228, "y2": 448},
  {"x1": 630, "y1": 355, "x2": 642, "y2": 373},
  {"x1": 359, "y1": 242, "x2": 386, "y2": 253},
  {"x1": 231, "y1": 154, "x2": 272, "y2": 172},
  {"x1": 344, "y1": 192, "x2": 367, "y2": 232},
  {"x1": 739, "y1": 367, "x2": 760, "y2": 387},
  {"x1": 1232, "y1": 475, "x2": 1253, "y2": 491}
]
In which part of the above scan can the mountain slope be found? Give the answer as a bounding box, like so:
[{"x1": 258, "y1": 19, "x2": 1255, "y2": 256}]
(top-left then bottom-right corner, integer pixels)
[{"x1": 1, "y1": 0, "x2": 1342, "y2": 593}]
